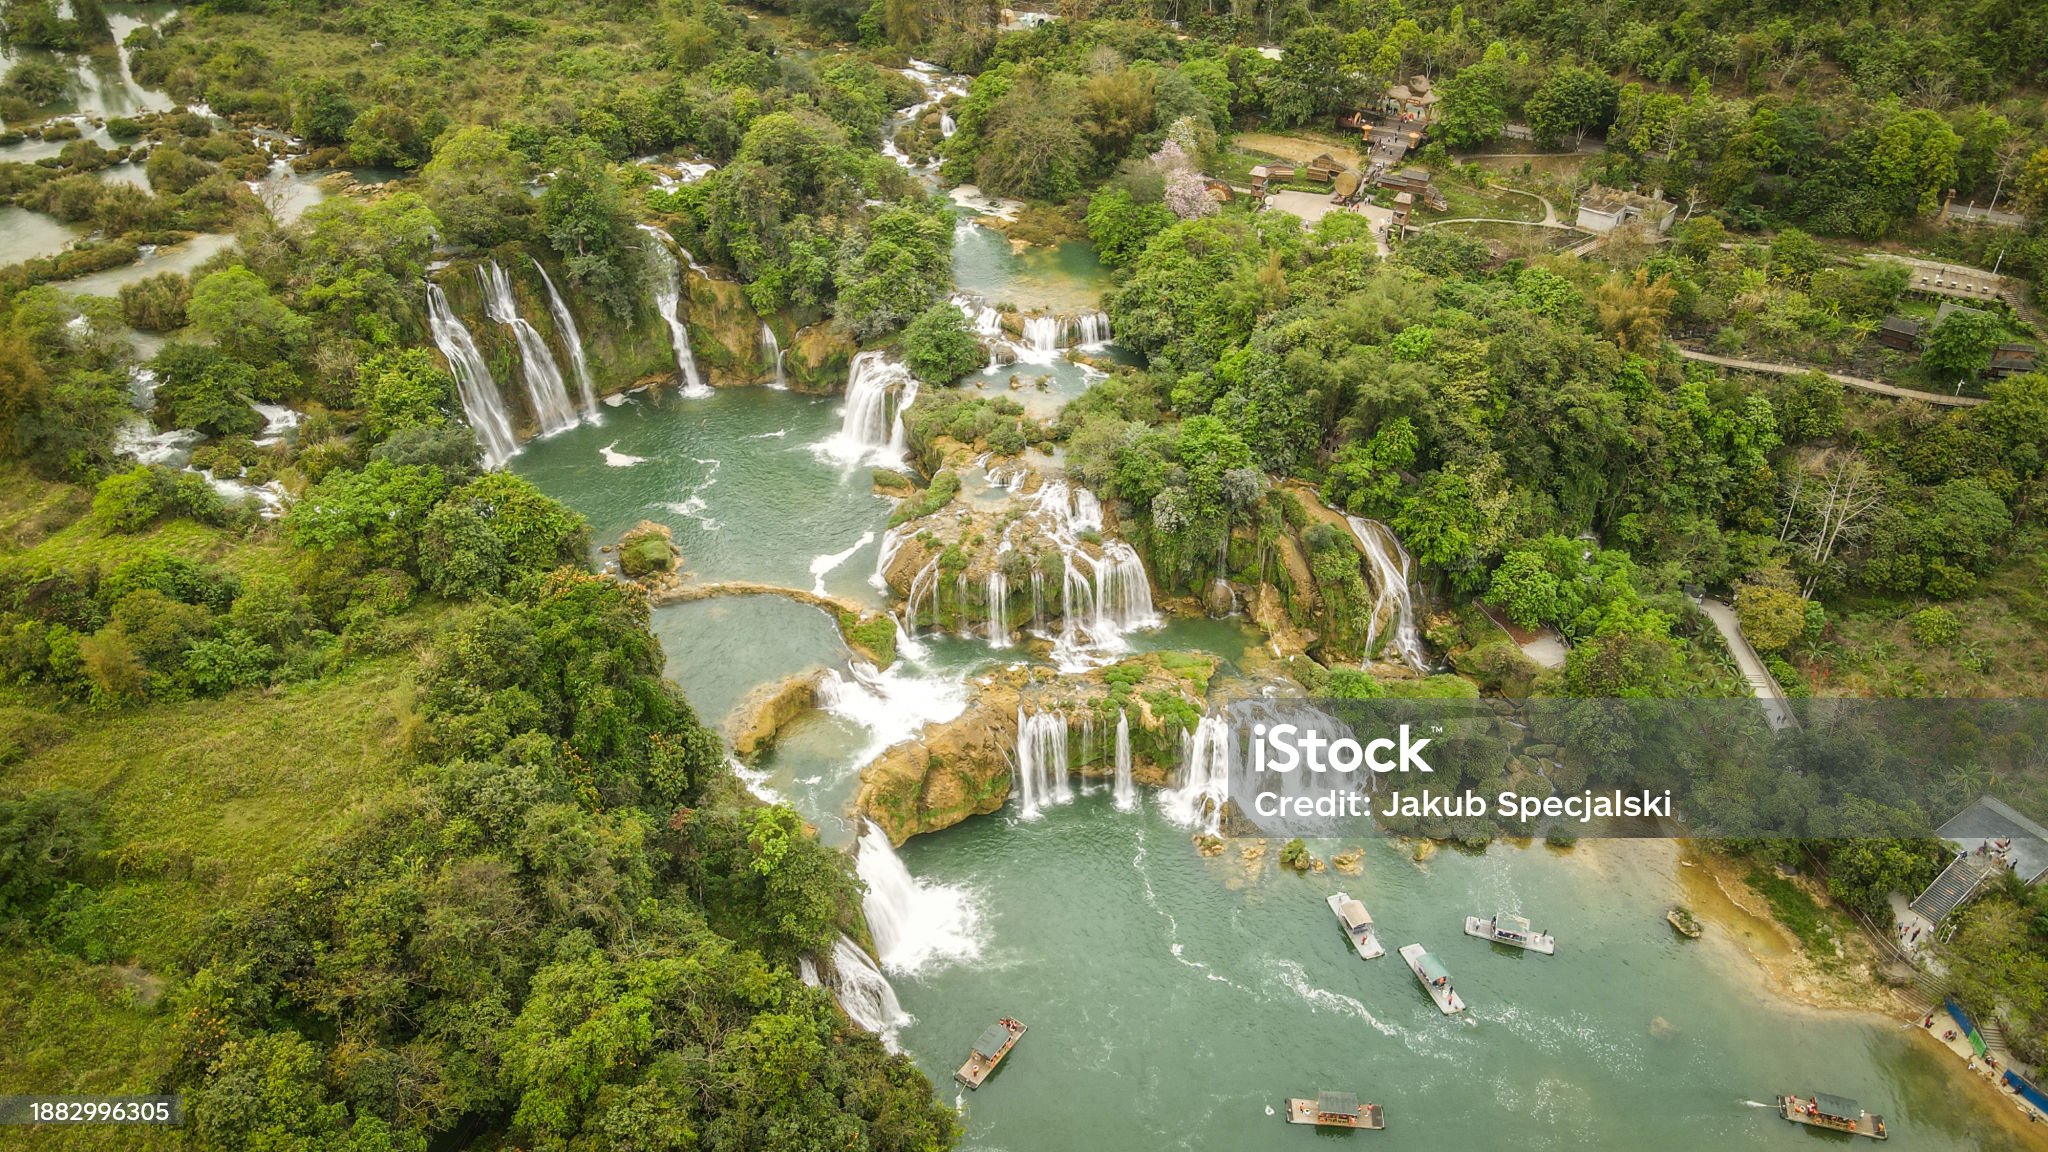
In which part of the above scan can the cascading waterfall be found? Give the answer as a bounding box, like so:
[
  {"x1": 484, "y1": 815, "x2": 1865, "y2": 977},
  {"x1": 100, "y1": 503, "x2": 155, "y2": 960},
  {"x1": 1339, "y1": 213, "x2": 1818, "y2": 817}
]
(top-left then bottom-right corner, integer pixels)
[
  {"x1": 1014, "y1": 709, "x2": 1073, "y2": 818},
  {"x1": 1344, "y1": 514, "x2": 1429, "y2": 672},
  {"x1": 903, "y1": 556, "x2": 942, "y2": 633},
  {"x1": 822, "y1": 351, "x2": 917, "y2": 467},
  {"x1": 939, "y1": 110, "x2": 957, "y2": 137},
  {"x1": 856, "y1": 819, "x2": 981, "y2": 974},
  {"x1": 828, "y1": 933, "x2": 911, "y2": 1050},
  {"x1": 1019, "y1": 314, "x2": 1065, "y2": 360},
  {"x1": 1029, "y1": 569, "x2": 1046, "y2": 635},
  {"x1": 985, "y1": 567, "x2": 1009, "y2": 647},
  {"x1": 636, "y1": 224, "x2": 710, "y2": 398},
  {"x1": 1161, "y1": 715, "x2": 1230, "y2": 834},
  {"x1": 1113, "y1": 710, "x2": 1136, "y2": 811},
  {"x1": 477, "y1": 261, "x2": 580, "y2": 435},
  {"x1": 532, "y1": 260, "x2": 599, "y2": 421},
  {"x1": 425, "y1": 283, "x2": 519, "y2": 469},
  {"x1": 873, "y1": 524, "x2": 912, "y2": 591},
  {"x1": 952, "y1": 296, "x2": 1007, "y2": 369},
  {"x1": 761, "y1": 323, "x2": 788, "y2": 390},
  {"x1": 953, "y1": 570, "x2": 972, "y2": 638},
  {"x1": 1030, "y1": 481, "x2": 1160, "y2": 667},
  {"x1": 1074, "y1": 310, "x2": 1112, "y2": 347}
]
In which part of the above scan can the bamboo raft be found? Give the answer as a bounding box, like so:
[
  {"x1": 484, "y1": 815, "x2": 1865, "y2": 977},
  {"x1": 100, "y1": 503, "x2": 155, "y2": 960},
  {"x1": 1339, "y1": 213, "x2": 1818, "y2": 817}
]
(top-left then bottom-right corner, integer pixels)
[
  {"x1": 955, "y1": 1018, "x2": 1026, "y2": 1089},
  {"x1": 1399, "y1": 943, "x2": 1465, "y2": 1014},
  {"x1": 1285, "y1": 1091, "x2": 1384, "y2": 1129},
  {"x1": 1776, "y1": 1093, "x2": 1888, "y2": 1140},
  {"x1": 1328, "y1": 892, "x2": 1386, "y2": 959}
]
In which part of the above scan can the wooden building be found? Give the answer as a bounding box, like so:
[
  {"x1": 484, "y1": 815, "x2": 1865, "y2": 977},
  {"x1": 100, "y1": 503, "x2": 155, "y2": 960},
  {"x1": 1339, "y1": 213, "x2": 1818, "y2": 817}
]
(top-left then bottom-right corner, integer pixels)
[
  {"x1": 1876, "y1": 315, "x2": 1923, "y2": 350},
  {"x1": 1302, "y1": 152, "x2": 1346, "y2": 183},
  {"x1": 1988, "y1": 344, "x2": 2038, "y2": 378}
]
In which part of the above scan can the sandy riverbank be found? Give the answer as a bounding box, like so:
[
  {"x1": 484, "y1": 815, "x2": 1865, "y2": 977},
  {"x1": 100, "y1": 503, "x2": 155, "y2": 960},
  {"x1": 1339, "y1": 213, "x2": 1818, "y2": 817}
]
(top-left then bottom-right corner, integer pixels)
[{"x1": 1674, "y1": 841, "x2": 2048, "y2": 1147}]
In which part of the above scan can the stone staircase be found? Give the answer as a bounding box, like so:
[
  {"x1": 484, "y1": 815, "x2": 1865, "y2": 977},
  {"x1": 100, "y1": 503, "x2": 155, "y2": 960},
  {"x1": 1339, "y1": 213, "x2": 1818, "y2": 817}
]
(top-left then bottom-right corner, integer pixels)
[{"x1": 1909, "y1": 852, "x2": 1996, "y2": 927}]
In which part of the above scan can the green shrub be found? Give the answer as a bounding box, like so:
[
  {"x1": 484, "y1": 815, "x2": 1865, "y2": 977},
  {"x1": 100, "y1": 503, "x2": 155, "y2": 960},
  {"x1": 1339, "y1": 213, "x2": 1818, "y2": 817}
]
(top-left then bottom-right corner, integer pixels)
[
  {"x1": 1279, "y1": 838, "x2": 1312, "y2": 871},
  {"x1": 887, "y1": 469, "x2": 959, "y2": 526},
  {"x1": 119, "y1": 271, "x2": 191, "y2": 332},
  {"x1": 1909, "y1": 605, "x2": 1960, "y2": 648}
]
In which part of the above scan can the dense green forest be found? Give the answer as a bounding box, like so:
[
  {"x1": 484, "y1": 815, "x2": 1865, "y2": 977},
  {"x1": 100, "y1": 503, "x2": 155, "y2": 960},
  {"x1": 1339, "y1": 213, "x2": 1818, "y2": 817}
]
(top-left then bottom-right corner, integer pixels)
[{"x1": 3, "y1": 0, "x2": 2048, "y2": 1141}]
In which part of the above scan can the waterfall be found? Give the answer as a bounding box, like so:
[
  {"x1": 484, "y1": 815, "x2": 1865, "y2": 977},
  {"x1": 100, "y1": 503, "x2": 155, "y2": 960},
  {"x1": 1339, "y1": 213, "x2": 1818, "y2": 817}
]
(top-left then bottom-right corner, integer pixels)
[
  {"x1": 1344, "y1": 515, "x2": 1429, "y2": 672},
  {"x1": 1030, "y1": 481, "x2": 1160, "y2": 668},
  {"x1": 761, "y1": 323, "x2": 789, "y2": 390},
  {"x1": 953, "y1": 570, "x2": 971, "y2": 637},
  {"x1": 636, "y1": 225, "x2": 710, "y2": 398},
  {"x1": 1113, "y1": 710, "x2": 1136, "y2": 811},
  {"x1": 856, "y1": 820, "x2": 982, "y2": 974},
  {"x1": 425, "y1": 282, "x2": 519, "y2": 469},
  {"x1": 1019, "y1": 314, "x2": 1065, "y2": 361},
  {"x1": 1160, "y1": 715, "x2": 1230, "y2": 834},
  {"x1": 903, "y1": 556, "x2": 942, "y2": 633},
  {"x1": 940, "y1": 110, "x2": 957, "y2": 137},
  {"x1": 1029, "y1": 568, "x2": 1046, "y2": 635},
  {"x1": 532, "y1": 260, "x2": 598, "y2": 420},
  {"x1": 873, "y1": 524, "x2": 912, "y2": 591},
  {"x1": 1014, "y1": 709, "x2": 1073, "y2": 818},
  {"x1": 985, "y1": 567, "x2": 1009, "y2": 647},
  {"x1": 828, "y1": 933, "x2": 911, "y2": 1051},
  {"x1": 1075, "y1": 310, "x2": 1112, "y2": 347},
  {"x1": 822, "y1": 351, "x2": 917, "y2": 467},
  {"x1": 477, "y1": 261, "x2": 580, "y2": 435},
  {"x1": 953, "y1": 296, "x2": 1006, "y2": 369},
  {"x1": 818, "y1": 662, "x2": 968, "y2": 769}
]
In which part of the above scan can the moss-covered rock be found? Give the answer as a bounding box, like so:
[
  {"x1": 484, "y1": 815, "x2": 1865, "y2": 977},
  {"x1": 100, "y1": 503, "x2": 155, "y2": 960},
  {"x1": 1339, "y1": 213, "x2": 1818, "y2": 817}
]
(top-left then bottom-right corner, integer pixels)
[
  {"x1": 618, "y1": 520, "x2": 677, "y2": 578},
  {"x1": 728, "y1": 669, "x2": 822, "y2": 758},
  {"x1": 837, "y1": 611, "x2": 898, "y2": 670}
]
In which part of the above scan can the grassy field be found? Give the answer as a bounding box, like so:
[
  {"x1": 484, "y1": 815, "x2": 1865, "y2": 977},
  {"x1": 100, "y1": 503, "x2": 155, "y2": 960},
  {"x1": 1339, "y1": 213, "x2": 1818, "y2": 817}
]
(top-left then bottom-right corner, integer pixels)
[
  {"x1": 0, "y1": 460, "x2": 422, "y2": 1112},
  {"x1": 0, "y1": 656, "x2": 417, "y2": 1109},
  {"x1": 0, "y1": 461, "x2": 294, "y2": 581}
]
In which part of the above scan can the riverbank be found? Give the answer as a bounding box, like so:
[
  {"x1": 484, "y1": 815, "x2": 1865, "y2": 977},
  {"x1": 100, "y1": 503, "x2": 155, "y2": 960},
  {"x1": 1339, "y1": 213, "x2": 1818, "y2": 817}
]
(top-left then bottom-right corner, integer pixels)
[{"x1": 1677, "y1": 842, "x2": 2048, "y2": 1148}]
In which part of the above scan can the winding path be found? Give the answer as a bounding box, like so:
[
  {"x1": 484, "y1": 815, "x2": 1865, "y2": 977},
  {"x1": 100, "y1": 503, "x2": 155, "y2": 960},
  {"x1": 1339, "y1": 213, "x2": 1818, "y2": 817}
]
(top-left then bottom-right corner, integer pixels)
[
  {"x1": 1674, "y1": 347, "x2": 1987, "y2": 408},
  {"x1": 1698, "y1": 597, "x2": 1797, "y2": 732}
]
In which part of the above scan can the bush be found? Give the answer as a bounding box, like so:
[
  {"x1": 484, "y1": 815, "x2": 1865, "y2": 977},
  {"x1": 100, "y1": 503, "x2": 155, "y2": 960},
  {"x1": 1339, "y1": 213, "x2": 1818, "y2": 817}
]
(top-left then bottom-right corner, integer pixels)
[
  {"x1": 118, "y1": 272, "x2": 191, "y2": 331},
  {"x1": 887, "y1": 469, "x2": 960, "y2": 526},
  {"x1": 1279, "y1": 838, "x2": 1313, "y2": 871},
  {"x1": 91, "y1": 465, "x2": 226, "y2": 533},
  {"x1": 1909, "y1": 605, "x2": 1960, "y2": 648},
  {"x1": 617, "y1": 522, "x2": 677, "y2": 578},
  {"x1": 900, "y1": 304, "x2": 984, "y2": 384}
]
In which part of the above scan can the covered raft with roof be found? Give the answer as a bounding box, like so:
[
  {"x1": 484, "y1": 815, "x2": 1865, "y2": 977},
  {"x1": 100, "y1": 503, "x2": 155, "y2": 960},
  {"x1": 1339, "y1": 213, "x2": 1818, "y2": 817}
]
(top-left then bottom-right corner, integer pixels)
[{"x1": 955, "y1": 1017, "x2": 1026, "y2": 1089}]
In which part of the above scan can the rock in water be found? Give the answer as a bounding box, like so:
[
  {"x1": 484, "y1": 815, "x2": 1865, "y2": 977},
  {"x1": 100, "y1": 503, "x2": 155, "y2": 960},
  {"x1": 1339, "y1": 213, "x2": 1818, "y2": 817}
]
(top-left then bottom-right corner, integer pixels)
[{"x1": 618, "y1": 520, "x2": 678, "y2": 577}]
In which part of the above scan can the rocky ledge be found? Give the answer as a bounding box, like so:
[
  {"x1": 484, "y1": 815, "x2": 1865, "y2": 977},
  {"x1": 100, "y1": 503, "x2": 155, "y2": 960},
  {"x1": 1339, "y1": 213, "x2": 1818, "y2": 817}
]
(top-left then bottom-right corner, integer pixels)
[{"x1": 855, "y1": 653, "x2": 1217, "y2": 844}]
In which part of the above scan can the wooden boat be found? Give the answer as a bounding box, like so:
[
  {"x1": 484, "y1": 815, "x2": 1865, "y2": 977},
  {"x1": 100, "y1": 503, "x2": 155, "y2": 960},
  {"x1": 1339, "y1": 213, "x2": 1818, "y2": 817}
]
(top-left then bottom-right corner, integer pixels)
[
  {"x1": 1464, "y1": 912, "x2": 1555, "y2": 954},
  {"x1": 1285, "y1": 1090, "x2": 1384, "y2": 1129},
  {"x1": 1775, "y1": 1093, "x2": 1888, "y2": 1140},
  {"x1": 955, "y1": 1017, "x2": 1026, "y2": 1089},
  {"x1": 1399, "y1": 943, "x2": 1465, "y2": 1014},
  {"x1": 1667, "y1": 906, "x2": 1702, "y2": 938},
  {"x1": 1327, "y1": 892, "x2": 1385, "y2": 959}
]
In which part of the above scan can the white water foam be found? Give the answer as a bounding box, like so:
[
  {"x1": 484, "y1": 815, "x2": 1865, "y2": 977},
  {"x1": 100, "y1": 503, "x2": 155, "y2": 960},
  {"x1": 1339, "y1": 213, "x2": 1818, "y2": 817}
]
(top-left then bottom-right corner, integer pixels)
[
  {"x1": 810, "y1": 530, "x2": 876, "y2": 595},
  {"x1": 600, "y1": 442, "x2": 645, "y2": 467},
  {"x1": 856, "y1": 819, "x2": 984, "y2": 975}
]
